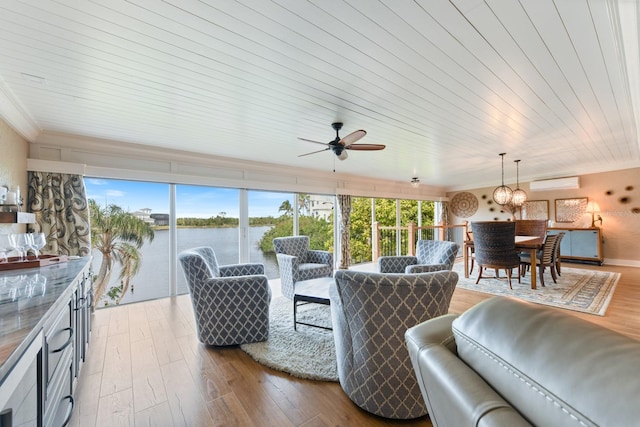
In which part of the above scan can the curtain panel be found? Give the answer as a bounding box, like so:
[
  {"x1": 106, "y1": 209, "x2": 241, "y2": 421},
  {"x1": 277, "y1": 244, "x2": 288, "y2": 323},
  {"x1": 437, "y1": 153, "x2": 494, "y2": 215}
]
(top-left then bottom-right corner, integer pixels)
[
  {"x1": 337, "y1": 194, "x2": 352, "y2": 269},
  {"x1": 28, "y1": 172, "x2": 91, "y2": 256}
]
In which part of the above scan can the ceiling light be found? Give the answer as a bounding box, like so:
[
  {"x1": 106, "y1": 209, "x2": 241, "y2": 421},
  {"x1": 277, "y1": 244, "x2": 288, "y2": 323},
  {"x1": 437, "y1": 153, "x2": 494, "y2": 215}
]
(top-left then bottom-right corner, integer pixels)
[
  {"x1": 337, "y1": 150, "x2": 348, "y2": 161},
  {"x1": 493, "y1": 153, "x2": 513, "y2": 206},
  {"x1": 511, "y1": 159, "x2": 528, "y2": 207},
  {"x1": 411, "y1": 177, "x2": 420, "y2": 188}
]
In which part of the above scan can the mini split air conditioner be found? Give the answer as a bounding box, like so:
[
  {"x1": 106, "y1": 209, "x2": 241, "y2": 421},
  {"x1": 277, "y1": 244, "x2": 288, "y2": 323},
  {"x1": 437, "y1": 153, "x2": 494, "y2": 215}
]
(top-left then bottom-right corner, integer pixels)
[{"x1": 530, "y1": 176, "x2": 580, "y2": 191}]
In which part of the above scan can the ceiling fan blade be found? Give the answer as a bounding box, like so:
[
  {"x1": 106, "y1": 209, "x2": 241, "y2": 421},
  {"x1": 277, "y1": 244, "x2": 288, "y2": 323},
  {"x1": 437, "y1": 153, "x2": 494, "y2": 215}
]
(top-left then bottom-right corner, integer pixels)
[
  {"x1": 346, "y1": 143, "x2": 386, "y2": 151},
  {"x1": 298, "y1": 137, "x2": 330, "y2": 146},
  {"x1": 298, "y1": 147, "x2": 330, "y2": 157},
  {"x1": 340, "y1": 130, "x2": 366, "y2": 147}
]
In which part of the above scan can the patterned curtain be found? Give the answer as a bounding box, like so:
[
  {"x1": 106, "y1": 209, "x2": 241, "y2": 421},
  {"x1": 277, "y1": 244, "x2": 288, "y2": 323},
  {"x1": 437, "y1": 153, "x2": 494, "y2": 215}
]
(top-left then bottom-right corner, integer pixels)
[
  {"x1": 28, "y1": 172, "x2": 91, "y2": 256},
  {"x1": 337, "y1": 194, "x2": 352, "y2": 269}
]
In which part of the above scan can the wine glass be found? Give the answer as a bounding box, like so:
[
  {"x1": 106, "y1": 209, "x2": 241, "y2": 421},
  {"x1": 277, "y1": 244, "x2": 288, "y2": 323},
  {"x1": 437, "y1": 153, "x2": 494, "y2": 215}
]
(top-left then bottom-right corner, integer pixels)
[
  {"x1": 30, "y1": 233, "x2": 47, "y2": 259},
  {"x1": 9, "y1": 233, "x2": 29, "y2": 262},
  {"x1": 0, "y1": 234, "x2": 11, "y2": 262}
]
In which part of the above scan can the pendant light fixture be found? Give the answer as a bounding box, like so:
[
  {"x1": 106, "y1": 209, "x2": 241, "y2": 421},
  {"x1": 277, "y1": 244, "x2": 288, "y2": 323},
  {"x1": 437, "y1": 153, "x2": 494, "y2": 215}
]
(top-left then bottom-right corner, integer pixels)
[
  {"x1": 492, "y1": 153, "x2": 513, "y2": 206},
  {"x1": 511, "y1": 159, "x2": 528, "y2": 207}
]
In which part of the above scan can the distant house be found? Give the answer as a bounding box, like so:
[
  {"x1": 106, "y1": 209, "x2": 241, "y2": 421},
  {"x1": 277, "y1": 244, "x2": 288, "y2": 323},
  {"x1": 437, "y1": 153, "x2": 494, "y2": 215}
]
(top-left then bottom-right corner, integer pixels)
[
  {"x1": 150, "y1": 213, "x2": 170, "y2": 226},
  {"x1": 309, "y1": 195, "x2": 334, "y2": 221},
  {"x1": 132, "y1": 208, "x2": 154, "y2": 224}
]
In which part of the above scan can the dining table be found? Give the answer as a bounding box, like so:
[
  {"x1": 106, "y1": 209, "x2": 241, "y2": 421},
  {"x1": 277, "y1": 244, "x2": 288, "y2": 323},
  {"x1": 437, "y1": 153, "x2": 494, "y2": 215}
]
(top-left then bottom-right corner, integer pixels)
[{"x1": 463, "y1": 235, "x2": 546, "y2": 290}]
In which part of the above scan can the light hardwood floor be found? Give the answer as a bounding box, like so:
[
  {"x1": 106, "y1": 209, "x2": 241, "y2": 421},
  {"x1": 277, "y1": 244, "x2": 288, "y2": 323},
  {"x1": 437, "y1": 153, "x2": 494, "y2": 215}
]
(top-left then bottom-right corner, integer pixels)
[{"x1": 69, "y1": 262, "x2": 640, "y2": 427}]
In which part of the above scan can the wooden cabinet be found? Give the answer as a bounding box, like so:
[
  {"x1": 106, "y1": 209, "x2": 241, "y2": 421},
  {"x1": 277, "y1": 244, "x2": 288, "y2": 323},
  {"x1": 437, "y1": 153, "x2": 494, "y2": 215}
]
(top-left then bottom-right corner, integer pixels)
[{"x1": 548, "y1": 227, "x2": 603, "y2": 265}]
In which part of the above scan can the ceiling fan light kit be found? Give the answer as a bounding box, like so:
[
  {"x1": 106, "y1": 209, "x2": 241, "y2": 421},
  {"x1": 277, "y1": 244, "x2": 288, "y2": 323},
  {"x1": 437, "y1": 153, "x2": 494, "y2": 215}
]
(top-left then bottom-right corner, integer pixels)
[{"x1": 298, "y1": 122, "x2": 385, "y2": 161}]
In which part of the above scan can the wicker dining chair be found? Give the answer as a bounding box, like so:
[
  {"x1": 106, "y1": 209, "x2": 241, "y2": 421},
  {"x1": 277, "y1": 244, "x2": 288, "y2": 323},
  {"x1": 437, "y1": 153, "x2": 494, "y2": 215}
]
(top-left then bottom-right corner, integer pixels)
[{"x1": 471, "y1": 221, "x2": 521, "y2": 289}]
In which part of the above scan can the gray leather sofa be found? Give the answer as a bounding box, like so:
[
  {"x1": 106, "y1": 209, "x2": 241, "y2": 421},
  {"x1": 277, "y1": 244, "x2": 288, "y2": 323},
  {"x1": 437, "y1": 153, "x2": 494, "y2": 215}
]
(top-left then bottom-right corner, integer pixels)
[{"x1": 405, "y1": 296, "x2": 640, "y2": 426}]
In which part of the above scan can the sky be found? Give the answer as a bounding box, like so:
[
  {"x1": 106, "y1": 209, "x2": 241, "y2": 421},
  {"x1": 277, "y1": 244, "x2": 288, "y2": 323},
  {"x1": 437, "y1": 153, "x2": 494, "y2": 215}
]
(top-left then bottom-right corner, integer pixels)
[{"x1": 84, "y1": 177, "x2": 293, "y2": 218}]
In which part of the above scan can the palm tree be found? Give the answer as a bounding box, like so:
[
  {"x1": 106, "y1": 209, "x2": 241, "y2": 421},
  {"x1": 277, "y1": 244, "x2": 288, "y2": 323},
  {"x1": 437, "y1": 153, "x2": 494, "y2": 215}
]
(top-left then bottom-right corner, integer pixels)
[
  {"x1": 278, "y1": 200, "x2": 293, "y2": 216},
  {"x1": 89, "y1": 199, "x2": 155, "y2": 309}
]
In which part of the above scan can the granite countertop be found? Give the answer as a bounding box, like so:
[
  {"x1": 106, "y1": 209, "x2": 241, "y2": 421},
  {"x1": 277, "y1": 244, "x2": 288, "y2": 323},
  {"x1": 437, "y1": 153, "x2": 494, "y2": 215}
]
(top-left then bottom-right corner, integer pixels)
[{"x1": 0, "y1": 257, "x2": 91, "y2": 379}]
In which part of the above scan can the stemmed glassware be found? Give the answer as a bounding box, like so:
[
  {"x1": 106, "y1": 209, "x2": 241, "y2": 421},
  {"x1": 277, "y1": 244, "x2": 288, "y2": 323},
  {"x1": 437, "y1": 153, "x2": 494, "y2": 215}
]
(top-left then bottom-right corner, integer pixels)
[
  {"x1": 0, "y1": 234, "x2": 11, "y2": 262},
  {"x1": 30, "y1": 233, "x2": 47, "y2": 259},
  {"x1": 9, "y1": 233, "x2": 30, "y2": 262}
]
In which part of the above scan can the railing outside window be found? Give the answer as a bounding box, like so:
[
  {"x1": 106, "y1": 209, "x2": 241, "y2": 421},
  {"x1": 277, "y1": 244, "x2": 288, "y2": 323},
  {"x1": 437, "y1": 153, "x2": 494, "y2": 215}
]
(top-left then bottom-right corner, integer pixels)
[{"x1": 372, "y1": 222, "x2": 468, "y2": 261}]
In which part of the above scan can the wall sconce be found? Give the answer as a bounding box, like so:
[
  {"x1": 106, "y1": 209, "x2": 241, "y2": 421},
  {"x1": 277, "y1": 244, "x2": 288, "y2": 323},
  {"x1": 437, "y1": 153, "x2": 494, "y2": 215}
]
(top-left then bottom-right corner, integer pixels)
[
  {"x1": 410, "y1": 177, "x2": 420, "y2": 188},
  {"x1": 586, "y1": 201, "x2": 603, "y2": 228}
]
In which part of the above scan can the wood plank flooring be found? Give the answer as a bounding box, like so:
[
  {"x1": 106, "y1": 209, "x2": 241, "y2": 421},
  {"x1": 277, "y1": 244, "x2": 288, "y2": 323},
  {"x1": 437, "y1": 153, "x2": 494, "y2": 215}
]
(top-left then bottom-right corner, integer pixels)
[{"x1": 70, "y1": 262, "x2": 640, "y2": 426}]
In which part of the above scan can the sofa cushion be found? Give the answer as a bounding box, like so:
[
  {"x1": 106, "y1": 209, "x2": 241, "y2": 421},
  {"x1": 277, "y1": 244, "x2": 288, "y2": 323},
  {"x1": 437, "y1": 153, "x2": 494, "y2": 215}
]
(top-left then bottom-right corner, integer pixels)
[{"x1": 452, "y1": 297, "x2": 640, "y2": 427}]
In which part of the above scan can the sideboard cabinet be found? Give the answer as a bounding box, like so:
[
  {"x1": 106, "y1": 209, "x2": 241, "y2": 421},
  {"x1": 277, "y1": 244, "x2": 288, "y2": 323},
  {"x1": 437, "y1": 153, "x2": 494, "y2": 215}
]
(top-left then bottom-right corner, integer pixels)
[
  {"x1": 548, "y1": 227, "x2": 603, "y2": 265},
  {"x1": 0, "y1": 258, "x2": 91, "y2": 427}
]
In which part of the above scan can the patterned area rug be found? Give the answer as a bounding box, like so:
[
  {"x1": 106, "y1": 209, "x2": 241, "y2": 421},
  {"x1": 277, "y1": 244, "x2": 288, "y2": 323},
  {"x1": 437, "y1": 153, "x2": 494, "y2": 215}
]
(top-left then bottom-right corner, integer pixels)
[
  {"x1": 453, "y1": 263, "x2": 620, "y2": 316},
  {"x1": 240, "y1": 297, "x2": 338, "y2": 382}
]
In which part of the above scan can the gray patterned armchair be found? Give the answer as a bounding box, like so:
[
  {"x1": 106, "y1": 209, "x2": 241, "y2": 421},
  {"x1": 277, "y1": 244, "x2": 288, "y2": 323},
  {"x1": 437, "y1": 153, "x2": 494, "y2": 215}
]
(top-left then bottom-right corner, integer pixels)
[
  {"x1": 378, "y1": 240, "x2": 459, "y2": 274},
  {"x1": 330, "y1": 269, "x2": 458, "y2": 419},
  {"x1": 178, "y1": 246, "x2": 271, "y2": 346},
  {"x1": 273, "y1": 236, "x2": 333, "y2": 299}
]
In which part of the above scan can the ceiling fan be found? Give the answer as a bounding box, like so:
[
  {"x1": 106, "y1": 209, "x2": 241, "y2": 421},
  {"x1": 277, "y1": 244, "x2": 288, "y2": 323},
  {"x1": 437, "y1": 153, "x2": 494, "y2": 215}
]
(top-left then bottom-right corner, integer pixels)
[{"x1": 298, "y1": 122, "x2": 386, "y2": 161}]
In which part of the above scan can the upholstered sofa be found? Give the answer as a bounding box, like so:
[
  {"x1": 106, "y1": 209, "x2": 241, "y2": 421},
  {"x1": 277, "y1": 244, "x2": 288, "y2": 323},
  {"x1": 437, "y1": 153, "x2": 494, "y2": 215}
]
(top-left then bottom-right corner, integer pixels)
[{"x1": 405, "y1": 296, "x2": 640, "y2": 426}]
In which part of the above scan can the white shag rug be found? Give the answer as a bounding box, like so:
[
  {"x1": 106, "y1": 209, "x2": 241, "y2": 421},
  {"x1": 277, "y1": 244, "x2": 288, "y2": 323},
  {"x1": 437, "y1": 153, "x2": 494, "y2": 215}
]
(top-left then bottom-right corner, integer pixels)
[{"x1": 240, "y1": 296, "x2": 338, "y2": 382}]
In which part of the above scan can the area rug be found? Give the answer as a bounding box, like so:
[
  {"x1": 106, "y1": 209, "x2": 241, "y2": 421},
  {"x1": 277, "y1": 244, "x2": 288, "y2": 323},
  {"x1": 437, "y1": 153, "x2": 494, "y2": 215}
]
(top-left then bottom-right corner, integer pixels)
[
  {"x1": 453, "y1": 263, "x2": 620, "y2": 316},
  {"x1": 240, "y1": 297, "x2": 338, "y2": 382}
]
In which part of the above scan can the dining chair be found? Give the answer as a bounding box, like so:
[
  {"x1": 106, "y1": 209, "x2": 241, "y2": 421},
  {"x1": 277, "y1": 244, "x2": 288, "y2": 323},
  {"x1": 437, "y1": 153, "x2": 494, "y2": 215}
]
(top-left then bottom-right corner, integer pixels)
[
  {"x1": 466, "y1": 230, "x2": 476, "y2": 274},
  {"x1": 552, "y1": 231, "x2": 566, "y2": 277},
  {"x1": 515, "y1": 219, "x2": 548, "y2": 239},
  {"x1": 519, "y1": 233, "x2": 560, "y2": 287},
  {"x1": 471, "y1": 221, "x2": 521, "y2": 289}
]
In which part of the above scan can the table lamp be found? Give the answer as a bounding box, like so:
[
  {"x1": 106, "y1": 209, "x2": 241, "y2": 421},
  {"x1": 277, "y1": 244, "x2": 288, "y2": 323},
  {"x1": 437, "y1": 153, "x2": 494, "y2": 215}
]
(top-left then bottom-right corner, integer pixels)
[{"x1": 586, "y1": 201, "x2": 602, "y2": 227}]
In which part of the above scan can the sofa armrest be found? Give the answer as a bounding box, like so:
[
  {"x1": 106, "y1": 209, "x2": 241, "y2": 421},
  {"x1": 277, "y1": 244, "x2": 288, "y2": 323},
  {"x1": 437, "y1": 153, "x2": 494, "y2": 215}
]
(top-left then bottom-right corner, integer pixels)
[
  {"x1": 406, "y1": 315, "x2": 531, "y2": 427},
  {"x1": 377, "y1": 256, "x2": 417, "y2": 273},
  {"x1": 219, "y1": 263, "x2": 265, "y2": 277},
  {"x1": 405, "y1": 263, "x2": 448, "y2": 274}
]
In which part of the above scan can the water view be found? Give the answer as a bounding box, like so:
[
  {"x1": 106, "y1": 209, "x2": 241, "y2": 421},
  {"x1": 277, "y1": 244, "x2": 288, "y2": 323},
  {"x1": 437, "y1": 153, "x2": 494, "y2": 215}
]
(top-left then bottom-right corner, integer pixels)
[{"x1": 91, "y1": 226, "x2": 279, "y2": 307}]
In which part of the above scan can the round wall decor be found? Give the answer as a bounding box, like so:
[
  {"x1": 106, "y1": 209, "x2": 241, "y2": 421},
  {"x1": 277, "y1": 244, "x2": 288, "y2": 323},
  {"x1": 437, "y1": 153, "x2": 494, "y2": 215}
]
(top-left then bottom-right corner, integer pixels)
[{"x1": 450, "y1": 192, "x2": 479, "y2": 218}]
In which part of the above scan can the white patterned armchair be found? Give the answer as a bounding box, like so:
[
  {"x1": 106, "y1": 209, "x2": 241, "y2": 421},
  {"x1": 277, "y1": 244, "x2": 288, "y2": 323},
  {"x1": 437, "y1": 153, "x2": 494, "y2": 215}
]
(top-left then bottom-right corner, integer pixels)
[
  {"x1": 178, "y1": 246, "x2": 271, "y2": 346},
  {"x1": 378, "y1": 240, "x2": 459, "y2": 274},
  {"x1": 330, "y1": 269, "x2": 458, "y2": 419},
  {"x1": 273, "y1": 236, "x2": 333, "y2": 299}
]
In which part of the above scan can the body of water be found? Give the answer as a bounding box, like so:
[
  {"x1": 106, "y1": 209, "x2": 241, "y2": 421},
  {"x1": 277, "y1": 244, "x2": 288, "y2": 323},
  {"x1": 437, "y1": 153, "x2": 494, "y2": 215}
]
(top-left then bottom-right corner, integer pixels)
[{"x1": 92, "y1": 226, "x2": 279, "y2": 307}]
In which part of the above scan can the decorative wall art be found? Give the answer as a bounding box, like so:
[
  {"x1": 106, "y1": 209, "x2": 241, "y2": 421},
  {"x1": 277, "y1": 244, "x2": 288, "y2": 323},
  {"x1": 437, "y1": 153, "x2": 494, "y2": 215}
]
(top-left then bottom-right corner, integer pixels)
[
  {"x1": 555, "y1": 198, "x2": 588, "y2": 223},
  {"x1": 521, "y1": 200, "x2": 549, "y2": 220},
  {"x1": 450, "y1": 192, "x2": 479, "y2": 218}
]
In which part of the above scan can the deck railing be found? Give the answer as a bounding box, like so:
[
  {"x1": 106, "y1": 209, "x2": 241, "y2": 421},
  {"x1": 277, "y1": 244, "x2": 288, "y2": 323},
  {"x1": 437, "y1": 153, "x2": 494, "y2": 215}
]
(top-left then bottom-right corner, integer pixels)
[{"x1": 372, "y1": 222, "x2": 469, "y2": 262}]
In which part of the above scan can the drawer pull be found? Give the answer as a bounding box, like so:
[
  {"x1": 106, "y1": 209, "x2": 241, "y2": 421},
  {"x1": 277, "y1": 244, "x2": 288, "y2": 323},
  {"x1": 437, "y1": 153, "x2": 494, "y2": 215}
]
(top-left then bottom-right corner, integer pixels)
[
  {"x1": 61, "y1": 395, "x2": 75, "y2": 427},
  {"x1": 51, "y1": 327, "x2": 74, "y2": 353}
]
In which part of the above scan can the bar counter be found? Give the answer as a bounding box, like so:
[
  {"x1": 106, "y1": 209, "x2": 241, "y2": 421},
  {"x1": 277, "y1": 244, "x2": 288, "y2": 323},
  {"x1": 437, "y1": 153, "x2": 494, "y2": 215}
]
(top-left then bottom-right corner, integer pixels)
[{"x1": 0, "y1": 256, "x2": 91, "y2": 379}]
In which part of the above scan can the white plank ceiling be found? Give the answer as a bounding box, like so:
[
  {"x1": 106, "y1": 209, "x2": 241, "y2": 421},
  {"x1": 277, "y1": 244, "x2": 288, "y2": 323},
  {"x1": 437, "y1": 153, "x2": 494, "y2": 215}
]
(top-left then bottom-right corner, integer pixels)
[{"x1": 0, "y1": 0, "x2": 639, "y2": 189}]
